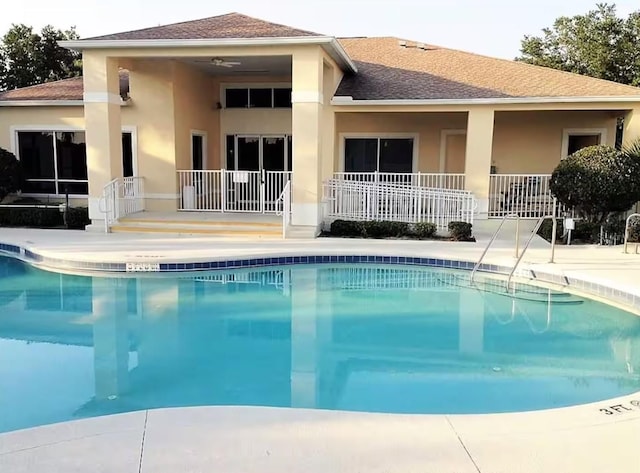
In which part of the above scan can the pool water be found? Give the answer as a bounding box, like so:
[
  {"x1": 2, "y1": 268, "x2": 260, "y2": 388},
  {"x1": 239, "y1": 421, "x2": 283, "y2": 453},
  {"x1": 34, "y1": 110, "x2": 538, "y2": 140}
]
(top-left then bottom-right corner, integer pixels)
[{"x1": 1, "y1": 255, "x2": 639, "y2": 433}]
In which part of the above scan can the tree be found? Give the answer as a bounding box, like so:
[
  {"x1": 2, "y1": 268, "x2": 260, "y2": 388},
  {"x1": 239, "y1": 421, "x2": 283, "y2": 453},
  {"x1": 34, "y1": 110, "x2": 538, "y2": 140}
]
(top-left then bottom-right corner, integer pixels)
[
  {"x1": 517, "y1": 3, "x2": 640, "y2": 86},
  {"x1": 0, "y1": 148, "x2": 23, "y2": 203},
  {"x1": 0, "y1": 24, "x2": 81, "y2": 90},
  {"x1": 550, "y1": 144, "x2": 640, "y2": 224}
]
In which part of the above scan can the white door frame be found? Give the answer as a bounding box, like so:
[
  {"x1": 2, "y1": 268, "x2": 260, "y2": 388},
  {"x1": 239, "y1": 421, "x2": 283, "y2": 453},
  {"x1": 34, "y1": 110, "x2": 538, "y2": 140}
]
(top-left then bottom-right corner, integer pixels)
[{"x1": 439, "y1": 129, "x2": 466, "y2": 173}]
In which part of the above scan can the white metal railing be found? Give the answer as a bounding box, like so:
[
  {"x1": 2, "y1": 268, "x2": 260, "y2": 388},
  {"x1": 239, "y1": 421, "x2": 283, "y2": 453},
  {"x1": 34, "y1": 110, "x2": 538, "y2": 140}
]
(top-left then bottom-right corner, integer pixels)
[
  {"x1": 323, "y1": 178, "x2": 475, "y2": 230},
  {"x1": 489, "y1": 174, "x2": 559, "y2": 219},
  {"x1": 177, "y1": 170, "x2": 291, "y2": 213},
  {"x1": 333, "y1": 172, "x2": 465, "y2": 190},
  {"x1": 101, "y1": 176, "x2": 145, "y2": 232},
  {"x1": 276, "y1": 180, "x2": 291, "y2": 238}
]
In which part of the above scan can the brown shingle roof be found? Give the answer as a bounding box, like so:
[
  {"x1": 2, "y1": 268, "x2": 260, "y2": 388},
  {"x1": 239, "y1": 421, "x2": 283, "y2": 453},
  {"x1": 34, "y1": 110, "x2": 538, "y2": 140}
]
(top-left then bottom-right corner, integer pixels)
[
  {"x1": 337, "y1": 37, "x2": 640, "y2": 99},
  {"x1": 0, "y1": 71, "x2": 129, "y2": 102},
  {"x1": 86, "y1": 12, "x2": 321, "y2": 41}
]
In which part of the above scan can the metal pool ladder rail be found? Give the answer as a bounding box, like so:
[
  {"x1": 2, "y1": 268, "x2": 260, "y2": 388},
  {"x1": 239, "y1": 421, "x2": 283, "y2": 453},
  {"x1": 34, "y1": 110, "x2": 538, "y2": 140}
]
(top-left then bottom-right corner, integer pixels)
[
  {"x1": 506, "y1": 214, "x2": 558, "y2": 289},
  {"x1": 470, "y1": 213, "x2": 521, "y2": 283}
]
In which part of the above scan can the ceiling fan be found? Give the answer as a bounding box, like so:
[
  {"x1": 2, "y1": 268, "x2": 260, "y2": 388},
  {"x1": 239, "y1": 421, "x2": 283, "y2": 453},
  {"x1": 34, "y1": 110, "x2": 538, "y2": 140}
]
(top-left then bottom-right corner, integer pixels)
[{"x1": 210, "y1": 57, "x2": 241, "y2": 68}]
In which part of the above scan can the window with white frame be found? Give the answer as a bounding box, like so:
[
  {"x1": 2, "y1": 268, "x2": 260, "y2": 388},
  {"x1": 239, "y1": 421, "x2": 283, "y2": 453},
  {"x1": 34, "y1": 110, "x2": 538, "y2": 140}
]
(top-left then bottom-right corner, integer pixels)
[
  {"x1": 224, "y1": 87, "x2": 292, "y2": 109},
  {"x1": 17, "y1": 131, "x2": 88, "y2": 195},
  {"x1": 16, "y1": 130, "x2": 135, "y2": 195},
  {"x1": 344, "y1": 137, "x2": 414, "y2": 173}
]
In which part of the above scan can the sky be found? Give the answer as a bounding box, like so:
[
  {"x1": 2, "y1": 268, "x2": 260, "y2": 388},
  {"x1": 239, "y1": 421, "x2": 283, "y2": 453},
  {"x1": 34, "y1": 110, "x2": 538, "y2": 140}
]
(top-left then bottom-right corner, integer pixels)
[{"x1": 2, "y1": 0, "x2": 639, "y2": 59}]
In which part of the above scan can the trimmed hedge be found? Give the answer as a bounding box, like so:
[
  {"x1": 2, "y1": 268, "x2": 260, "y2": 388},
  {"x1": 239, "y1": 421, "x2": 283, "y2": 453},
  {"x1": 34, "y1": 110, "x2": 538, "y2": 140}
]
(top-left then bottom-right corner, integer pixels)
[
  {"x1": 448, "y1": 221, "x2": 474, "y2": 241},
  {"x1": 363, "y1": 220, "x2": 409, "y2": 238},
  {"x1": 413, "y1": 222, "x2": 437, "y2": 239},
  {"x1": 0, "y1": 206, "x2": 89, "y2": 229},
  {"x1": 65, "y1": 207, "x2": 90, "y2": 229},
  {"x1": 330, "y1": 219, "x2": 365, "y2": 237}
]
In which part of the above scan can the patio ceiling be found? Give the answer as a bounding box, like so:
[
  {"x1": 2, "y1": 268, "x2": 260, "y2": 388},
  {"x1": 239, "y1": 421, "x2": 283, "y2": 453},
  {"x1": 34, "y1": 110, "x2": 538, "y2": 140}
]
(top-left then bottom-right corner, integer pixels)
[{"x1": 178, "y1": 55, "x2": 292, "y2": 76}]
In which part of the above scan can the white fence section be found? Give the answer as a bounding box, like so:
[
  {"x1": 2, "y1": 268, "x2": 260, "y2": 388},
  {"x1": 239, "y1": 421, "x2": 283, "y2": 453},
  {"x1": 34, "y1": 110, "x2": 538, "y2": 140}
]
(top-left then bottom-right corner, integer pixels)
[
  {"x1": 177, "y1": 170, "x2": 292, "y2": 213},
  {"x1": 333, "y1": 172, "x2": 465, "y2": 190},
  {"x1": 489, "y1": 174, "x2": 559, "y2": 219},
  {"x1": 101, "y1": 176, "x2": 145, "y2": 232},
  {"x1": 323, "y1": 178, "x2": 475, "y2": 230}
]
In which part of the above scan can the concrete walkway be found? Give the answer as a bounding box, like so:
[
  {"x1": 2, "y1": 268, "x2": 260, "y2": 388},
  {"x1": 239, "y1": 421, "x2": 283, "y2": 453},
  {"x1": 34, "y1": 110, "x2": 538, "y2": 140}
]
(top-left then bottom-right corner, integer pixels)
[{"x1": 1, "y1": 227, "x2": 640, "y2": 472}]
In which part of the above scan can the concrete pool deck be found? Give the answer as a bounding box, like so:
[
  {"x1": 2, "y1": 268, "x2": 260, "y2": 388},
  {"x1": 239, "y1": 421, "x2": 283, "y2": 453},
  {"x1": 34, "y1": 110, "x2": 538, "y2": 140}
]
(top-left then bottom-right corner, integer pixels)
[{"x1": 1, "y1": 227, "x2": 640, "y2": 472}]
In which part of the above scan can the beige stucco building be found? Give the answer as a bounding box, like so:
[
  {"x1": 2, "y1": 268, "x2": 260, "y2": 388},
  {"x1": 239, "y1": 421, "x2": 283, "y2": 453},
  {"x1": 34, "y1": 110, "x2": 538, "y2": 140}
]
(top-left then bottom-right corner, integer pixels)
[{"x1": 1, "y1": 13, "x2": 639, "y2": 236}]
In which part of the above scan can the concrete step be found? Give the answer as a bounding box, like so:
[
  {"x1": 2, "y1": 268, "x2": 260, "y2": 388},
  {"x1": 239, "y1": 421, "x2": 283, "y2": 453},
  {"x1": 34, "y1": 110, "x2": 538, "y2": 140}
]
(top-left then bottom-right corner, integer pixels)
[{"x1": 110, "y1": 220, "x2": 282, "y2": 238}]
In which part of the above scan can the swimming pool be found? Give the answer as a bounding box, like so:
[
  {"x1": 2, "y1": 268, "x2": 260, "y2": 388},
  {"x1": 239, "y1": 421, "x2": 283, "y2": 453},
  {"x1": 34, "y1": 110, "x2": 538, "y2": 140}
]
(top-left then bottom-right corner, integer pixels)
[{"x1": 1, "y1": 255, "x2": 639, "y2": 433}]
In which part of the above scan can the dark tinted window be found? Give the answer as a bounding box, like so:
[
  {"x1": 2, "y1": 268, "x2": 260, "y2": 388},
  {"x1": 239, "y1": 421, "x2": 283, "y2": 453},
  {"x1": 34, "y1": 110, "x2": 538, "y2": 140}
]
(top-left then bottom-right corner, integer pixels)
[
  {"x1": 122, "y1": 133, "x2": 134, "y2": 177},
  {"x1": 192, "y1": 135, "x2": 204, "y2": 170},
  {"x1": 344, "y1": 139, "x2": 378, "y2": 172},
  {"x1": 55, "y1": 132, "x2": 87, "y2": 180},
  {"x1": 379, "y1": 138, "x2": 413, "y2": 173},
  {"x1": 226, "y1": 135, "x2": 235, "y2": 170},
  {"x1": 273, "y1": 88, "x2": 292, "y2": 108},
  {"x1": 226, "y1": 88, "x2": 248, "y2": 108},
  {"x1": 249, "y1": 88, "x2": 272, "y2": 108},
  {"x1": 18, "y1": 132, "x2": 55, "y2": 180}
]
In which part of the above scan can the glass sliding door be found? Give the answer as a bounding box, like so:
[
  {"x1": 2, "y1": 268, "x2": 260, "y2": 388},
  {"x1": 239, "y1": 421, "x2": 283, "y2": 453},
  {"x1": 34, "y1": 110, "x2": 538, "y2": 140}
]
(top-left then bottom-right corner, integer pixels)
[{"x1": 262, "y1": 136, "x2": 287, "y2": 212}]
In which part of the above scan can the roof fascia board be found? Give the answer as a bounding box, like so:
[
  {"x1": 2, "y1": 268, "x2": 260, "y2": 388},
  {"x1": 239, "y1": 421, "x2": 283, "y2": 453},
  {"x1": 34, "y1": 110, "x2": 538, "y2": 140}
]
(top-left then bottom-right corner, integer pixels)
[
  {"x1": 59, "y1": 36, "x2": 357, "y2": 73},
  {"x1": 331, "y1": 96, "x2": 640, "y2": 106},
  {"x1": 0, "y1": 100, "x2": 130, "y2": 107}
]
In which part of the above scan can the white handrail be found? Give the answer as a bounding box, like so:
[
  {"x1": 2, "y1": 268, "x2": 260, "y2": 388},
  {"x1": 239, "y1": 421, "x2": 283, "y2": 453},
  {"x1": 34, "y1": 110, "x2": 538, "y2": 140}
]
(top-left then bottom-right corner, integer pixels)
[
  {"x1": 101, "y1": 177, "x2": 145, "y2": 233},
  {"x1": 470, "y1": 213, "x2": 520, "y2": 283},
  {"x1": 276, "y1": 180, "x2": 291, "y2": 238},
  {"x1": 624, "y1": 213, "x2": 640, "y2": 254}
]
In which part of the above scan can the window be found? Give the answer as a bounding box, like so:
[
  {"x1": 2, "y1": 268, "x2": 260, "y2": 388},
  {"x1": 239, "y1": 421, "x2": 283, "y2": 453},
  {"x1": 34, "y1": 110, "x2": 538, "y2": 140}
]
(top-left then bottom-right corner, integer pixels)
[
  {"x1": 567, "y1": 134, "x2": 600, "y2": 155},
  {"x1": 249, "y1": 88, "x2": 272, "y2": 108},
  {"x1": 192, "y1": 134, "x2": 204, "y2": 170},
  {"x1": 344, "y1": 137, "x2": 414, "y2": 173},
  {"x1": 18, "y1": 131, "x2": 87, "y2": 195},
  {"x1": 17, "y1": 130, "x2": 135, "y2": 195},
  {"x1": 225, "y1": 87, "x2": 292, "y2": 109},
  {"x1": 562, "y1": 129, "x2": 606, "y2": 158},
  {"x1": 122, "y1": 132, "x2": 134, "y2": 177}
]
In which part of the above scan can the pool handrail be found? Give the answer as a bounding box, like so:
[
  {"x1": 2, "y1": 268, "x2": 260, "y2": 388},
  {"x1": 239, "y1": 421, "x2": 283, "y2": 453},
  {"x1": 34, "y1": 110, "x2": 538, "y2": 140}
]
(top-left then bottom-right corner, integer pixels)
[{"x1": 470, "y1": 213, "x2": 520, "y2": 283}]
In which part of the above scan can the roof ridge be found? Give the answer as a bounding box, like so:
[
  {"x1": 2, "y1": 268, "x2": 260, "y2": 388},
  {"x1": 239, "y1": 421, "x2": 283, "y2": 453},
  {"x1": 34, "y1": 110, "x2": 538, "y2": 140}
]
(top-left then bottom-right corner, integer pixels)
[{"x1": 85, "y1": 12, "x2": 323, "y2": 41}]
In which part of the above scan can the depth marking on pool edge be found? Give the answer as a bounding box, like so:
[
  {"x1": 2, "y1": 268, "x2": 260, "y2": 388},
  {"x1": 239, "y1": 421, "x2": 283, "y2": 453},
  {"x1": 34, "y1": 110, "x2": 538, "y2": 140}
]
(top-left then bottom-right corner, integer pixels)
[
  {"x1": 126, "y1": 262, "x2": 160, "y2": 272},
  {"x1": 599, "y1": 399, "x2": 640, "y2": 416}
]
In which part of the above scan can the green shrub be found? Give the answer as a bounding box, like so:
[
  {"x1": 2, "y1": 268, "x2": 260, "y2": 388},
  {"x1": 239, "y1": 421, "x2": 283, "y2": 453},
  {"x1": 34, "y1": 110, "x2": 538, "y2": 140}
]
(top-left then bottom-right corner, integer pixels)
[
  {"x1": 537, "y1": 219, "x2": 564, "y2": 242},
  {"x1": 571, "y1": 221, "x2": 601, "y2": 243},
  {"x1": 448, "y1": 221, "x2": 473, "y2": 241},
  {"x1": 413, "y1": 222, "x2": 437, "y2": 239},
  {"x1": 0, "y1": 207, "x2": 63, "y2": 228},
  {"x1": 550, "y1": 145, "x2": 640, "y2": 223},
  {"x1": 65, "y1": 207, "x2": 90, "y2": 229},
  {"x1": 363, "y1": 220, "x2": 409, "y2": 238},
  {"x1": 0, "y1": 148, "x2": 23, "y2": 203},
  {"x1": 330, "y1": 219, "x2": 365, "y2": 237}
]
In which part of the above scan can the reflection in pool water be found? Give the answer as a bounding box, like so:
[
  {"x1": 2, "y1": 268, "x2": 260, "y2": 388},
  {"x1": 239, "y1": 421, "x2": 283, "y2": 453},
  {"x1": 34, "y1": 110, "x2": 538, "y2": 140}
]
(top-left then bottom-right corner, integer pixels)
[{"x1": 0, "y1": 255, "x2": 639, "y2": 433}]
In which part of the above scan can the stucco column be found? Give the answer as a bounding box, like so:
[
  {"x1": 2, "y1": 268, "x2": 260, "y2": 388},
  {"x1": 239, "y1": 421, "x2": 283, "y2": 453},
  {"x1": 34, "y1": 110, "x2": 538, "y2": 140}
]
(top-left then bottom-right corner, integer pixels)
[
  {"x1": 464, "y1": 107, "x2": 495, "y2": 219},
  {"x1": 92, "y1": 278, "x2": 129, "y2": 400},
  {"x1": 623, "y1": 107, "x2": 640, "y2": 147},
  {"x1": 291, "y1": 48, "x2": 324, "y2": 231},
  {"x1": 290, "y1": 267, "x2": 318, "y2": 408},
  {"x1": 83, "y1": 53, "x2": 123, "y2": 229}
]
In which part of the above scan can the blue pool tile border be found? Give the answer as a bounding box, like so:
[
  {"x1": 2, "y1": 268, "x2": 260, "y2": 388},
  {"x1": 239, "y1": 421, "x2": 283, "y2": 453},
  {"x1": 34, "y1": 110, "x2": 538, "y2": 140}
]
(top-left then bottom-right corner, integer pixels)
[{"x1": 1, "y1": 241, "x2": 639, "y2": 311}]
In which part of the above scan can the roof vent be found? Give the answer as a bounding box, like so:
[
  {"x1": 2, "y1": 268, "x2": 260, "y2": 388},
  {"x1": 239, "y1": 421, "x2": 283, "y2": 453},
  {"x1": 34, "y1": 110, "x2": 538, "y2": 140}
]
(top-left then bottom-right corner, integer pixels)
[
  {"x1": 416, "y1": 43, "x2": 426, "y2": 50},
  {"x1": 398, "y1": 40, "x2": 407, "y2": 48}
]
